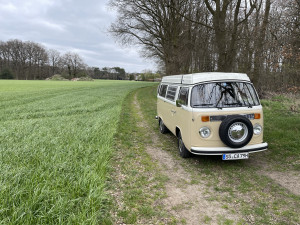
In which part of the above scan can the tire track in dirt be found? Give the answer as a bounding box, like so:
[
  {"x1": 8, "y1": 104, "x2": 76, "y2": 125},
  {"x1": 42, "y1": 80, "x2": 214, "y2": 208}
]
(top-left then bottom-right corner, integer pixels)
[
  {"x1": 264, "y1": 171, "x2": 300, "y2": 195},
  {"x1": 134, "y1": 95, "x2": 241, "y2": 224},
  {"x1": 248, "y1": 158, "x2": 300, "y2": 196}
]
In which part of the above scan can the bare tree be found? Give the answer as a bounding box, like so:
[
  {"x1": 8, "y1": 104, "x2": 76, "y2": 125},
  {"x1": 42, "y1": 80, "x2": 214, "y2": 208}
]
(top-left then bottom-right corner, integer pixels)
[
  {"x1": 280, "y1": 0, "x2": 300, "y2": 88},
  {"x1": 62, "y1": 52, "x2": 86, "y2": 78},
  {"x1": 110, "y1": 0, "x2": 259, "y2": 73},
  {"x1": 252, "y1": 0, "x2": 271, "y2": 89},
  {"x1": 204, "y1": 0, "x2": 257, "y2": 71},
  {"x1": 25, "y1": 41, "x2": 35, "y2": 80},
  {"x1": 6, "y1": 39, "x2": 25, "y2": 80},
  {"x1": 110, "y1": 0, "x2": 203, "y2": 75},
  {"x1": 32, "y1": 44, "x2": 48, "y2": 80},
  {"x1": 0, "y1": 41, "x2": 11, "y2": 71},
  {"x1": 48, "y1": 49, "x2": 61, "y2": 76}
]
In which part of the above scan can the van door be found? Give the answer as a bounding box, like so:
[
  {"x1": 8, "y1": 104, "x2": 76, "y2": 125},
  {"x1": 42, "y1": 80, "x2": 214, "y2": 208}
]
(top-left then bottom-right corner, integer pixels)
[
  {"x1": 164, "y1": 85, "x2": 178, "y2": 134},
  {"x1": 173, "y1": 87, "x2": 192, "y2": 150},
  {"x1": 157, "y1": 84, "x2": 169, "y2": 126}
]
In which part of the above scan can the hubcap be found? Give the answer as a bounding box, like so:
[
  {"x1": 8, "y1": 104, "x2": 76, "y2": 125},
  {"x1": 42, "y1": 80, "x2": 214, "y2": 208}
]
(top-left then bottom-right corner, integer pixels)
[{"x1": 228, "y1": 122, "x2": 248, "y2": 143}]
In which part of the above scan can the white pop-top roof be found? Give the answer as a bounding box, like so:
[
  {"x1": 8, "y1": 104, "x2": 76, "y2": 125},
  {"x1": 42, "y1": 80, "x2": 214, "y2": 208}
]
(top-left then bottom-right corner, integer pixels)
[{"x1": 161, "y1": 72, "x2": 250, "y2": 85}]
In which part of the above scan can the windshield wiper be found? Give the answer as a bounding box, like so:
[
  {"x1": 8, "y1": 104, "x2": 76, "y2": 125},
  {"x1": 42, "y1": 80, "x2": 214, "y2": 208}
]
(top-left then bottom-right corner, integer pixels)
[
  {"x1": 193, "y1": 104, "x2": 213, "y2": 107},
  {"x1": 248, "y1": 103, "x2": 253, "y2": 108},
  {"x1": 224, "y1": 103, "x2": 243, "y2": 106},
  {"x1": 215, "y1": 103, "x2": 223, "y2": 109}
]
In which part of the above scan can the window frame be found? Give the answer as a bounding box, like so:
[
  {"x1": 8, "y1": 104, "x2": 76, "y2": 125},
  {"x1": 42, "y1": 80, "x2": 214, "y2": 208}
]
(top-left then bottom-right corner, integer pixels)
[
  {"x1": 165, "y1": 85, "x2": 178, "y2": 102},
  {"x1": 177, "y1": 87, "x2": 190, "y2": 106},
  {"x1": 158, "y1": 84, "x2": 168, "y2": 98},
  {"x1": 190, "y1": 81, "x2": 260, "y2": 108}
]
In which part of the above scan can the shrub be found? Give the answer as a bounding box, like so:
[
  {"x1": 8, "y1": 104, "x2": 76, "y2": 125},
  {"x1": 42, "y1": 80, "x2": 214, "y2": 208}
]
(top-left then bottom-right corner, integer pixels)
[
  {"x1": 77, "y1": 76, "x2": 94, "y2": 81},
  {"x1": 76, "y1": 72, "x2": 89, "y2": 78},
  {"x1": 47, "y1": 74, "x2": 69, "y2": 81},
  {"x1": 61, "y1": 72, "x2": 71, "y2": 79},
  {"x1": 129, "y1": 74, "x2": 135, "y2": 81},
  {"x1": 0, "y1": 68, "x2": 14, "y2": 79}
]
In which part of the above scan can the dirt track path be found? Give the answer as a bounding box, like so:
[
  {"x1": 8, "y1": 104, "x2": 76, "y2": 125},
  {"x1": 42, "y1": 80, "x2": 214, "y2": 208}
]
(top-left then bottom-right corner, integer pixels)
[
  {"x1": 133, "y1": 95, "x2": 241, "y2": 224},
  {"x1": 249, "y1": 158, "x2": 300, "y2": 196}
]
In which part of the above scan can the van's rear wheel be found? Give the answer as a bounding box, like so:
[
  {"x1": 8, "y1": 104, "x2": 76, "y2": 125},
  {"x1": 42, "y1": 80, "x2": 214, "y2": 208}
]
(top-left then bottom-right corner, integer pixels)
[
  {"x1": 178, "y1": 132, "x2": 191, "y2": 158},
  {"x1": 159, "y1": 118, "x2": 168, "y2": 134}
]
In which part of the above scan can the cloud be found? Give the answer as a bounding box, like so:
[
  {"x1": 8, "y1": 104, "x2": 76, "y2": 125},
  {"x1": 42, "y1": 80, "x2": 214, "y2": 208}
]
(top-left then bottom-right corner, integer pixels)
[
  {"x1": 30, "y1": 19, "x2": 66, "y2": 32},
  {"x1": 0, "y1": 2, "x2": 17, "y2": 13},
  {"x1": 0, "y1": 0, "x2": 156, "y2": 72}
]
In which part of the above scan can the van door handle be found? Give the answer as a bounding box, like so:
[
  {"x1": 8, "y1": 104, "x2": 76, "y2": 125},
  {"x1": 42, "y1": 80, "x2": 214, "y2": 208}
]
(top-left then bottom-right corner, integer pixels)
[{"x1": 171, "y1": 110, "x2": 176, "y2": 113}]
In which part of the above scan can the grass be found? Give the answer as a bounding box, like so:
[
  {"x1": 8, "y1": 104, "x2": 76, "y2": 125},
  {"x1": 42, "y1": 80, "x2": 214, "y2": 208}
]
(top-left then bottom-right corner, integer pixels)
[
  {"x1": 109, "y1": 88, "x2": 172, "y2": 224},
  {"x1": 0, "y1": 80, "x2": 155, "y2": 224},
  {"x1": 1, "y1": 80, "x2": 299, "y2": 224},
  {"x1": 135, "y1": 86, "x2": 300, "y2": 224},
  {"x1": 261, "y1": 96, "x2": 300, "y2": 170}
]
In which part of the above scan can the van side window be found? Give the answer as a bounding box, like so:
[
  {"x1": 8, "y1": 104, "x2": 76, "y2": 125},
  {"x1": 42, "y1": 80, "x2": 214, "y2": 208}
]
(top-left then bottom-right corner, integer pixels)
[
  {"x1": 166, "y1": 86, "x2": 178, "y2": 101},
  {"x1": 158, "y1": 84, "x2": 168, "y2": 97},
  {"x1": 177, "y1": 87, "x2": 189, "y2": 106}
]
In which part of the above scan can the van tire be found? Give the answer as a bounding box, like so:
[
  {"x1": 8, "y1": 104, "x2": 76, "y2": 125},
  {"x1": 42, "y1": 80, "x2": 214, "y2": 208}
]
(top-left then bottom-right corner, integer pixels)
[
  {"x1": 159, "y1": 118, "x2": 168, "y2": 134},
  {"x1": 219, "y1": 115, "x2": 253, "y2": 148},
  {"x1": 178, "y1": 132, "x2": 191, "y2": 158}
]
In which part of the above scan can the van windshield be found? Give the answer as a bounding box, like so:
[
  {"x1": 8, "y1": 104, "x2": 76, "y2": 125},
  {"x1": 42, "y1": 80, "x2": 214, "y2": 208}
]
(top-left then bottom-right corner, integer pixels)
[{"x1": 191, "y1": 82, "x2": 260, "y2": 108}]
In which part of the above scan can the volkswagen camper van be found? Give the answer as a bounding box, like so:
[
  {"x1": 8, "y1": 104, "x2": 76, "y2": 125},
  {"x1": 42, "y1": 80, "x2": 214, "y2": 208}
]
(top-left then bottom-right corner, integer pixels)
[{"x1": 156, "y1": 72, "x2": 268, "y2": 160}]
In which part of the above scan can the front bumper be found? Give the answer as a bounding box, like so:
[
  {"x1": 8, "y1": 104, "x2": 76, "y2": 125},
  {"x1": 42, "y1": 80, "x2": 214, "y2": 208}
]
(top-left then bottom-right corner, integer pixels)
[{"x1": 190, "y1": 143, "x2": 268, "y2": 155}]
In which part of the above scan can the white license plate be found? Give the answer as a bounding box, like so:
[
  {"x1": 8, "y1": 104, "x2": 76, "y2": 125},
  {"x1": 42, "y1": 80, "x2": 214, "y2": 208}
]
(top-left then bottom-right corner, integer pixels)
[{"x1": 222, "y1": 153, "x2": 249, "y2": 160}]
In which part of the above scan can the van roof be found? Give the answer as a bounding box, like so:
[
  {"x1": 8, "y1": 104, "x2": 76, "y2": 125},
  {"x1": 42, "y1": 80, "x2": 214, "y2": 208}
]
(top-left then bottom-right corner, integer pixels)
[{"x1": 161, "y1": 72, "x2": 250, "y2": 85}]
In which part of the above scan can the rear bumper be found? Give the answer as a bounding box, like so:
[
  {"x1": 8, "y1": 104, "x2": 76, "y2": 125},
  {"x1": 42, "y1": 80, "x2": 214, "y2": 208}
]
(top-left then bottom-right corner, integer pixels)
[{"x1": 190, "y1": 143, "x2": 268, "y2": 155}]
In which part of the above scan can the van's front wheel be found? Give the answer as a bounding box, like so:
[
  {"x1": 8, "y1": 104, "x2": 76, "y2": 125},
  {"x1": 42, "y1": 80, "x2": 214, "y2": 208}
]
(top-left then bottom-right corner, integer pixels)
[
  {"x1": 178, "y1": 132, "x2": 191, "y2": 158},
  {"x1": 159, "y1": 118, "x2": 168, "y2": 134}
]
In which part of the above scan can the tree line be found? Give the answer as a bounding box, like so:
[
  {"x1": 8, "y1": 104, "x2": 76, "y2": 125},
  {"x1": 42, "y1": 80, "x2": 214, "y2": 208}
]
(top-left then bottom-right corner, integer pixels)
[
  {"x1": 92, "y1": 67, "x2": 126, "y2": 80},
  {"x1": 0, "y1": 39, "x2": 88, "y2": 80},
  {"x1": 0, "y1": 39, "x2": 128, "y2": 81},
  {"x1": 110, "y1": 0, "x2": 299, "y2": 93}
]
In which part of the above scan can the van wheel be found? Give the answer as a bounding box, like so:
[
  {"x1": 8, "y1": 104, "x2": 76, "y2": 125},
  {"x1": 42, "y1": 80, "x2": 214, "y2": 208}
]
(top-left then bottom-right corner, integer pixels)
[
  {"x1": 178, "y1": 132, "x2": 191, "y2": 158},
  {"x1": 159, "y1": 118, "x2": 168, "y2": 134}
]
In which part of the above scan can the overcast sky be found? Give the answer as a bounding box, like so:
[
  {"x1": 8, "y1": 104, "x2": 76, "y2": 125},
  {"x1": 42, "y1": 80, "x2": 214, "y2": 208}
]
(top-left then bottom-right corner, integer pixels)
[{"x1": 0, "y1": 0, "x2": 156, "y2": 73}]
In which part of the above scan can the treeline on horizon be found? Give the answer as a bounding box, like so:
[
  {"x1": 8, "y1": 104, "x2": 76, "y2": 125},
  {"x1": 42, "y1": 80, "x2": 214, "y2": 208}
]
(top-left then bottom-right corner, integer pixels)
[
  {"x1": 110, "y1": 0, "x2": 300, "y2": 93},
  {"x1": 0, "y1": 39, "x2": 128, "y2": 81}
]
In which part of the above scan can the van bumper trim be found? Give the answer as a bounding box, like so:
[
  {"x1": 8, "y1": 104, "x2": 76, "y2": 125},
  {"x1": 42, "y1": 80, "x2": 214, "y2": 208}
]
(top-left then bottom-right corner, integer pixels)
[{"x1": 190, "y1": 143, "x2": 268, "y2": 155}]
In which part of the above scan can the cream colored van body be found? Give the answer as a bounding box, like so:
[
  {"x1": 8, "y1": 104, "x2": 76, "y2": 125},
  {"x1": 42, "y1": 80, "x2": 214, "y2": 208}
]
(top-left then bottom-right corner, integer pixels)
[{"x1": 157, "y1": 72, "x2": 268, "y2": 159}]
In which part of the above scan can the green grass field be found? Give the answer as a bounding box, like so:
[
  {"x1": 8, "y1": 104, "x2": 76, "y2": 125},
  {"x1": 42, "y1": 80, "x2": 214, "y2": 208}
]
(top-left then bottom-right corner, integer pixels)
[
  {"x1": 1, "y1": 80, "x2": 299, "y2": 224},
  {"x1": 262, "y1": 96, "x2": 300, "y2": 169},
  {"x1": 0, "y1": 80, "x2": 155, "y2": 224}
]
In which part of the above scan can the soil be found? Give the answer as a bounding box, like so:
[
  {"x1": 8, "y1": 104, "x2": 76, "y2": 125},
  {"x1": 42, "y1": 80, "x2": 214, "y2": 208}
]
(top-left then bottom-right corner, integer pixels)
[
  {"x1": 263, "y1": 171, "x2": 300, "y2": 195},
  {"x1": 133, "y1": 95, "x2": 241, "y2": 224},
  {"x1": 249, "y1": 158, "x2": 300, "y2": 196}
]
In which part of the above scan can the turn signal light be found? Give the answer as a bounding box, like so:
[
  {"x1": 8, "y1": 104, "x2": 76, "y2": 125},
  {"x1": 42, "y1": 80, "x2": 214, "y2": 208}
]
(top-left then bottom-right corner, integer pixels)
[
  {"x1": 254, "y1": 113, "x2": 261, "y2": 119},
  {"x1": 201, "y1": 116, "x2": 210, "y2": 122}
]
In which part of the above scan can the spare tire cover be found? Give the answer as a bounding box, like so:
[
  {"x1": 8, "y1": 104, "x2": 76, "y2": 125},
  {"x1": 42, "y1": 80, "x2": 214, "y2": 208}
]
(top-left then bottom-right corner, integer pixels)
[{"x1": 219, "y1": 115, "x2": 253, "y2": 148}]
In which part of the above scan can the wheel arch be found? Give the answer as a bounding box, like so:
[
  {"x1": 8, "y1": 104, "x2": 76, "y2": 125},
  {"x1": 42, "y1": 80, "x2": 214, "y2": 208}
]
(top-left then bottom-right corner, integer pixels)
[
  {"x1": 175, "y1": 126, "x2": 181, "y2": 137},
  {"x1": 158, "y1": 115, "x2": 163, "y2": 123}
]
